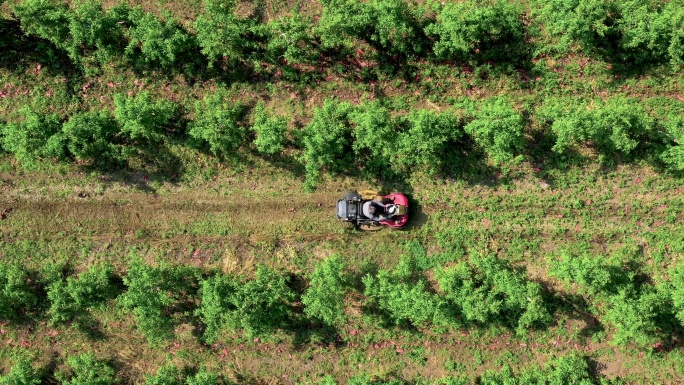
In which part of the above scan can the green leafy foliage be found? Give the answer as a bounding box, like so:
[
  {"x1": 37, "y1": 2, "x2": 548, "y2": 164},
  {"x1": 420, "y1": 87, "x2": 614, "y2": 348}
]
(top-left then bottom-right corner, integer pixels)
[
  {"x1": 1, "y1": 107, "x2": 65, "y2": 168},
  {"x1": 363, "y1": 255, "x2": 447, "y2": 328},
  {"x1": 435, "y1": 255, "x2": 552, "y2": 333},
  {"x1": 47, "y1": 264, "x2": 116, "y2": 327},
  {"x1": 194, "y1": 0, "x2": 249, "y2": 63},
  {"x1": 535, "y1": 0, "x2": 684, "y2": 67},
  {"x1": 0, "y1": 263, "x2": 37, "y2": 320},
  {"x1": 266, "y1": 12, "x2": 318, "y2": 65},
  {"x1": 318, "y1": 0, "x2": 425, "y2": 56},
  {"x1": 665, "y1": 1, "x2": 684, "y2": 68},
  {"x1": 189, "y1": 90, "x2": 245, "y2": 157},
  {"x1": 11, "y1": 0, "x2": 71, "y2": 51},
  {"x1": 427, "y1": 0, "x2": 525, "y2": 62},
  {"x1": 67, "y1": 0, "x2": 125, "y2": 70},
  {"x1": 480, "y1": 353, "x2": 612, "y2": 384},
  {"x1": 12, "y1": 0, "x2": 124, "y2": 71},
  {"x1": 196, "y1": 273, "x2": 236, "y2": 343},
  {"x1": 464, "y1": 97, "x2": 524, "y2": 164},
  {"x1": 56, "y1": 353, "x2": 117, "y2": 385},
  {"x1": 222, "y1": 265, "x2": 295, "y2": 337},
  {"x1": 303, "y1": 99, "x2": 354, "y2": 191},
  {"x1": 659, "y1": 115, "x2": 684, "y2": 170},
  {"x1": 119, "y1": 258, "x2": 195, "y2": 344},
  {"x1": 113, "y1": 92, "x2": 177, "y2": 143},
  {"x1": 350, "y1": 102, "x2": 395, "y2": 176},
  {"x1": 0, "y1": 356, "x2": 41, "y2": 385},
  {"x1": 541, "y1": 97, "x2": 656, "y2": 156},
  {"x1": 533, "y1": 0, "x2": 618, "y2": 53},
  {"x1": 197, "y1": 266, "x2": 295, "y2": 340},
  {"x1": 547, "y1": 250, "x2": 618, "y2": 295},
  {"x1": 603, "y1": 287, "x2": 669, "y2": 347},
  {"x1": 393, "y1": 109, "x2": 463, "y2": 174},
  {"x1": 302, "y1": 255, "x2": 348, "y2": 326},
  {"x1": 668, "y1": 264, "x2": 684, "y2": 326},
  {"x1": 186, "y1": 367, "x2": 220, "y2": 385},
  {"x1": 123, "y1": 6, "x2": 195, "y2": 69},
  {"x1": 251, "y1": 101, "x2": 287, "y2": 155},
  {"x1": 62, "y1": 110, "x2": 122, "y2": 166},
  {"x1": 144, "y1": 365, "x2": 183, "y2": 385}
]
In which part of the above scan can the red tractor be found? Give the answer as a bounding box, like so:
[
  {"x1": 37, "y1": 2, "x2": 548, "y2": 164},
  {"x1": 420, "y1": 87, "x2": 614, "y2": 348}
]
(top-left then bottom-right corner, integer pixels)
[{"x1": 336, "y1": 190, "x2": 409, "y2": 229}]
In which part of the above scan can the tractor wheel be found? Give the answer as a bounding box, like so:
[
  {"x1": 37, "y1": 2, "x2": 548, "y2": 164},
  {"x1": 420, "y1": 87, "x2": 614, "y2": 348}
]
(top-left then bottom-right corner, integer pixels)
[{"x1": 341, "y1": 221, "x2": 356, "y2": 230}]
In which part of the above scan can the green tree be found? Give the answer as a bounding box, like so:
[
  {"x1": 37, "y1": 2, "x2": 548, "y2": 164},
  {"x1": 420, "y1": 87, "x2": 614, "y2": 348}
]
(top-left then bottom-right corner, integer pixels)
[
  {"x1": 1, "y1": 107, "x2": 66, "y2": 168},
  {"x1": 545, "y1": 97, "x2": 656, "y2": 156},
  {"x1": 363, "y1": 255, "x2": 448, "y2": 328},
  {"x1": 11, "y1": 0, "x2": 70, "y2": 51},
  {"x1": 62, "y1": 110, "x2": 122, "y2": 166},
  {"x1": 464, "y1": 97, "x2": 525, "y2": 164},
  {"x1": 67, "y1": 0, "x2": 125, "y2": 70},
  {"x1": 197, "y1": 266, "x2": 295, "y2": 339},
  {"x1": 123, "y1": 7, "x2": 196, "y2": 69},
  {"x1": 603, "y1": 287, "x2": 668, "y2": 347},
  {"x1": 302, "y1": 256, "x2": 349, "y2": 326},
  {"x1": 302, "y1": 99, "x2": 354, "y2": 191},
  {"x1": 533, "y1": 0, "x2": 618, "y2": 53},
  {"x1": 0, "y1": 263, "x2": 37, "y2": 320},
  {"x1": 350, "y1": 102, "x2": 396, "y2": 176},
  {"x1": 118, "y1": 258, "x2": 195, "y2": 344},
  {"x1": 47, "y1": 264, "x2": 116, "y2": 327},
  {"x1": 0, "y1": 356, "x2": 41, "y2": 385},
  {"x1": 393, "y1": 109, "x2": 463, "y2": 174},
  {"x1": 12, "y1": 0, "x2": 125, "y2": 71},
  {"x1": 113, "y1": 92, "x2": 177, "y2": 143},
  {"x1": 318, "y1": 0, "x2": 425, "y2": 56},
  {"x1": 251, "y1": 101, "x2": 287, "y2": 156},
  {"x1": 427, "y1": 0, "x2": 525, "y2": 62},
  {"x1": 659, "y1": 113, "x2": 684, "y2": 170},
  {"x1": 266, "y1": 12, "x2": 318, "y2": 65},
  {"x1": 669, "y1": 264, "x2": 684, "y2": 326},
  {"x1": 196, "y1": 273, "x2": 237, "y2": 343},
  {"x1": 547, "y1": 250, "x2": 617, "y2": 295},
  {"x1": 186, "y1": 367, "x2": 220, "y2": 385},
  {"x1": 56, "y1": 353, "x2": 117, "y2": 385},
  {"x1": 223, "y1": 265, "x2": 295, "y2": 337},
  {"x1": 664, "y1": 1, "x2": 684, "y2": 68},
  {"x1": 144, "y1": 365, "x2": 183, "y2": 385},
  {"x1": 435, "y1": 255, "x2": 552, "y2": 333},
  {"x1": 189, "y1": 89, "x2": 245, "y2": 157},
  {"x1": 194, "y1": 0, "x2": 250, "y2": 64}
]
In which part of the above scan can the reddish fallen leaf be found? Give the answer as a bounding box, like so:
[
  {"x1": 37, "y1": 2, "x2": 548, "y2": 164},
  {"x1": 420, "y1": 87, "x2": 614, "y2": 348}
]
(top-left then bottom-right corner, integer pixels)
[
  {"x1": 20, "y1": 340, "x2": 29, "y2": 348},
  {"x1": 396, "y1": 347, "x2": 404, "y2": 354},
  {"x1": 220, "y1": 348, "x2": 228, "y2": 358},
  {"x1": 374, "y1": 344, "x2": 380, "y2": 349},
  {"x1": 350, "y1": 329, "x2": 359, "y2": 336},
  {"x1": 173, "y1": 341, "x2": 180, "y2": 348},
  {"x1": 49, "y1": 330, "x2": 58, "y2": 337},
  {"x1": 6, "y1": 338, "x2": 13, "y2": 344},
  {"x1": 253, "y1": 337, "x2": 260, "y2": 343},
  {"x1": 519, "y1": 343, "x2": 527, "y2": 347}
]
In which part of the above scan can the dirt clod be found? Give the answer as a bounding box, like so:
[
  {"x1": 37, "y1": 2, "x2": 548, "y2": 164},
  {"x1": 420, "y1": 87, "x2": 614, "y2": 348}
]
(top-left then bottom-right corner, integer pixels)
[{"x1": 0, "y1": 207, "x2": 12, "y2": 220}]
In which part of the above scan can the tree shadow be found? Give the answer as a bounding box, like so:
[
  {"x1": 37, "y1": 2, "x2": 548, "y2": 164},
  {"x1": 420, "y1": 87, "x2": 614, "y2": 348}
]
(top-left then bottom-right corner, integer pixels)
[
  {"x1": 548, "y1": 291, "x2": 606, "y2": 342},
  {"x1": 0, "y1": 19, "x2": 81, "y2": 80}
]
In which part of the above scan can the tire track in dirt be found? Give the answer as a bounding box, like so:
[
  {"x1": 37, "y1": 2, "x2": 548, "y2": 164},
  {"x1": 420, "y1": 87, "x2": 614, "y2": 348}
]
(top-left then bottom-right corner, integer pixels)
[{"x1": 0, "y1": 191, "x2": 350, "y2": 244}]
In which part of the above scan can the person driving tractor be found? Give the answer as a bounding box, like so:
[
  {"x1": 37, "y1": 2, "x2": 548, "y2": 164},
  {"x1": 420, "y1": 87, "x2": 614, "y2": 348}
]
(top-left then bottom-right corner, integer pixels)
[{"x1": 362, "y1": 201, "x2": 387, "y2": 221}]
